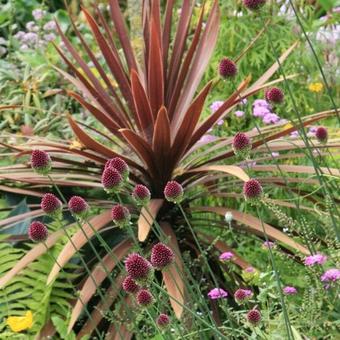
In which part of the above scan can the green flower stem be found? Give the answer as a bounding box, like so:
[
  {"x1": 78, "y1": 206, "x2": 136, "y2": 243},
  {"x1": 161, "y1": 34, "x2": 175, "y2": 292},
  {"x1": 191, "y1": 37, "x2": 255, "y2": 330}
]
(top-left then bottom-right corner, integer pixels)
[{"x1": 42, "y1": 242, "x2": 103, "y2": 340}]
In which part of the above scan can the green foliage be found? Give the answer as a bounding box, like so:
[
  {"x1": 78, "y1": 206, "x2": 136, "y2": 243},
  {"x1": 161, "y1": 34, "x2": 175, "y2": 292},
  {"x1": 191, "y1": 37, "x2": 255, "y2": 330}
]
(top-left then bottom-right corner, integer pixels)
[{"x1": 0, "y1": 235, "x2": 74, "y2": 337}]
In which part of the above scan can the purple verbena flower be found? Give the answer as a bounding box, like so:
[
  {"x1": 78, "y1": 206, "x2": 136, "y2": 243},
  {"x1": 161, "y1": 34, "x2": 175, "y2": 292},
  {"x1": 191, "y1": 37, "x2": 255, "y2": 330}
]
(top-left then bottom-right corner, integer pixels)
[
  {"x1": 304, "y1": 253, "x2": 327, "y2": 266},
  {"x1": 207, "y1": 288, "x2": 228, "y2": 300},
  {"x1": 262, "y1": 113, "x2": 280, "y2": 125},
  {"x1": 321, "y1": 269, "x2": 340, "y2": 282},
  {"x1": 234, "y1": 110, "x2": 245, "y2": 117},
  {"x1": 32, "y1": 9, "x2": 46, "y2": 20},
  {"x1": 283, "y1": 286, "x2": 297, "y2": 295},
  {"x1": 210, "y1": 101, "x2": 224, "y2": 113},
  {"x1": 219, "y1": 252, "x2": 234, "y2": 262}
]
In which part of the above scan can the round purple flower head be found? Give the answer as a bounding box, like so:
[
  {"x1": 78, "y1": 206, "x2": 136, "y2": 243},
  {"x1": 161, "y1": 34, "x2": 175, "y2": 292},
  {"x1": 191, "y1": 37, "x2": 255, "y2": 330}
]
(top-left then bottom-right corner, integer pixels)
[
  {"x1": 101, "y1": 167, "x2": 123, "y2": 193},
  {"x1": 234, "y1": 289, "x2": 253, "y2": 303},
  {"x1": 207, "y1": 288, "x2": 228, "y2": 300},
  {"x1": 156, "y1": 313, "x2": 170, "y2": 329},
  {"x1": 41, "y1": 193, "x2": 62, "y2": 218},
  {"x1": 122, "y1": 276, "x2": 140, "y2": 294},
  {"x1": 136, "y1": 289, "x2": 154, "y2": 308},
  {"x1": 265, "y1": 87, "x2": 284, "y2": 104},
  {"x1": 31, "y1": 150, "x2": 51, "y2": 175},
  {"x1": 243, "y1": 179, "x2": 263, "y2": 203},
  {"x1": 315, "y1": 126, "x2": 328, "y2": 144},
  {"x1": 247, "y1": 309, "x2": 261, "y2": 326},
  {"x1": 219, "y1": 58, "x2": 237, "y2": 78},
  {"x1": 304, "y1": 253, "x2": 327, "y2": 266},
  {"x1": 244, "y1": 0, "x2": 266, "y2": 10},
  {"x1": 283, "y1": 286, "x2": 297, "y2": 295},
  {"x1": 28, "y1": 221, "x2": 48, "y2": 242},
  {"x1": 132, "y1": 184, "x2": 151, "y2": 206},
  {"x1": 125, "y1": 253, "x2": 153, "y2": 284},
  {"x1": 232, "y1": 132, "x2": 251, "y2": 159},
  {"x1": 111, "y1": 204, "x2": 130, "y2": 227},
  {"x1": 219, "y1": 252, "x2": 234, "y2": 262},
  {"x1": 105, "y1": 157, "x2": 129, "y2": 179},
  {"x1": 151, "y1": 243, "x2": 175, "y2": 270},
  {"x1": 164, "y1": 181, "x2": 184, "y2": 203},
  {"x1": 321, "y1": 269, "x2": 340, "y2": 283},
  {"x1": 68, "y1": 196, "x2": 89, "y2": 219}
]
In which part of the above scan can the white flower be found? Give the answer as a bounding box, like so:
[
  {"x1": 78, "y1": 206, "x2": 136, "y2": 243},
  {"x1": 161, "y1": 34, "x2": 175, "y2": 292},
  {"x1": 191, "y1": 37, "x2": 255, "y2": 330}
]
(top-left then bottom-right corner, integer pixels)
[{"x1": 225, "y1": 212, "x2": 233, "y2": 223}]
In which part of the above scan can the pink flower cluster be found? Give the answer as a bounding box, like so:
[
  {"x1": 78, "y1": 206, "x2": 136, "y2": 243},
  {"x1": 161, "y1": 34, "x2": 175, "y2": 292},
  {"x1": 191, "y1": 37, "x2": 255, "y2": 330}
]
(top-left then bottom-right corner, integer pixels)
[
  {"x1": 304, "y1": 253, "x2": 327, "y2": 266},
  {"x1": 252, "y1": 99, "x2": 281, "y2": 125}
]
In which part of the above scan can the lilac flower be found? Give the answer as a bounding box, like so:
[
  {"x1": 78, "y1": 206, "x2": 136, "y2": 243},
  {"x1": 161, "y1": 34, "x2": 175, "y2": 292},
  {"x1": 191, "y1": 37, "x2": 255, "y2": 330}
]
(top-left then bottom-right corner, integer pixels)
[
  {"x1": 32, "y1": 9, "x2": 47, "y2": 20},
  {"x1": 240, "y1": 98, "x2": 248, "y2": 105},
  {"x1": 219, "y1": 252, "x2": 234, "y2": 262},
  {"x1": 26, "y1": 21, "x2": 39, "y2": 32},
  {"x1": 14, "y1": 31, "x2": 25, "y2": 40},
  {"x1": 304, "y1": 253, "x2": 327, "y2": 266},
  {"x1": 321, "y1": 268, "x2": 340, "y2": 282},
  {"x1": 234, "y1": 110, "x2": 245, "y2": 117},
  {"x1": 217, "y1": 119, "x2": 224, "y2": 126},
  {"x1": 207, "y1": 288, "x2": 228, "y2": 299},
  {"x1": 20, "y1": 44, "x2": 29, "y2": 51},
  {"x1": 43, "y1": 33, "x2": 56, "y2": 42},
  {"x1": 253, "y1": 106, "x2": 271, "y2": 118},
  {"x1": 263, "y1": 113, "x2": 280, "y2": 125},
  {"x1": 239, "y1": 160, "x2": 256, "y2": 169},
  {"x1": 199, "y1": 135, "x2": 216, "y2": 144},
  {"x1": 253, "y1": 99, "x2": 270, "y2": 108},
  {"x1": 210, "y1": 101, "x2": 224, "y2": 113},
  {"x1": 278, "y1": 118, "x2": 288, "y2": 125},
  {"x1": 262, "y1": 241, "x2": 275, "y2": 249},
  {"x1": 271, "y1": 152, "x2": 280, "y2": 158},
  {"x1": 283, "y1": 286, "x2": 297, "y2": 295},
  {"x1": 43, "y1": 21, "x2": 57, "y2": 31},
  {"x1": 22, "y1": 32, "x2": 38, "y2": 44},
  {"x1": 290, "y1": 131, "x2": 299, "y2": 138}
]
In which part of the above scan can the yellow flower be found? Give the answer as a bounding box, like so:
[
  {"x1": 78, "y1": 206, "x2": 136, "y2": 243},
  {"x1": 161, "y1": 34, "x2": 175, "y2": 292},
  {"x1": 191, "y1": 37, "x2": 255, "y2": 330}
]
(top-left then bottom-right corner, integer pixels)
[
  {"x1": 6, "y1": 311, "x2": 33, "y2": 332},
  {"x1": 69, "y1": 139, "x2": 84, "y2": 150},
  {"x1": 242, "y1": 267, "x2": 260, "y2": 285},
  {"x1": 308, "y1": 82, "x2": 323, "y2": 93}
]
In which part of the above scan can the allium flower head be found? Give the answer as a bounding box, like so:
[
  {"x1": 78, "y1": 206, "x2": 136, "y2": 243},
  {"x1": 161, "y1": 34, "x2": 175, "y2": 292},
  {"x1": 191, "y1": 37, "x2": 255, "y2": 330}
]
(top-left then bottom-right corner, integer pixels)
[
  {"x1": 132, "y1": 184, "x2": 151, "y2": 206},
  {"x1": 151, "y1": 243, "x2": 175, "y2": 270},
  {"x1": 232, "y1": 132, "x2": 251, "y2": 159},
  {"x1": 224, "y1": 211, "x2": 233, "y2": 223},
  {"x1": 315, "y1": 126, "x2": 328, "y2": 144},
  {"x1": 304, "y1": 253, "x2": 327, "y2": 266},
  {"x1": 207, "y1": 288, "x2": 228, "y2": 300},
  {"x1": 219, "y1": 252, "x2": 234, "y2": 262},
  {"x1": 283, "y1": 286, "x2": 297, "y2": 295},
  {"x1": 31, "y1": 150, "x2": 51, "y2": 175},
  {"x1": 321, "y1": 268, "x2": 340, "y2": 282},
  {"x1": 218, "y1": 58, "x2": 237, "y2": 78},
  {"x1": 247, "y1": 309, "x2": 261, "y2": 326},
  {"x1": 28, "y1": 221, "x2": 48, "y2": 242},
  {"x1": 244, "y1": 0, "x2": 266, "y2": 10},
  {"x1": 105, "y1": 157, "x2": 129, "y2": 179},
  {"x1": 234, "y1": 289, "x2": 253, "y2": 303},
  {"x1": 111, "y1": 204, "x2": 130, "y2": 227},
  {"x1": 41, "y1": 193, "x2": 62, "y2": 218},
  {"x1": 136, "y1": 289, "x2": 154, "y2": 307},
  {"x1": 243, "y1": 179, "x2": 263, "y2": 203},
  {"x1": 122, "y1": 276, "x2": 140, "y2": 294},
  {"x1": 125, "y1": 253, "x2": 153, "y2": 284},
  {"x1": 164, "y1": 181, "x2": 184, "y2": 203},
  {"x1": 101, "y1": 167, "x2": 123, "y2": 193},
  {"x1": 156, "y1": 313, "x2": 170, "y2": 329},
  {"x1": 68, "y1": 196, "x2": 89, "y2": 219},
  {"x1": 265, "y1": 87, "x2": 284, "y2": 104}
]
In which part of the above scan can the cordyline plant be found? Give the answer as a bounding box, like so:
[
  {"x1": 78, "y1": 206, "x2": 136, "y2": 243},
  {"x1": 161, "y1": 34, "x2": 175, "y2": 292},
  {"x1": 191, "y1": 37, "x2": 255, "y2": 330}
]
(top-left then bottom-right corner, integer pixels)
[{"x1": 0, "y1": 0, "x2": 339, "y2": 338}]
